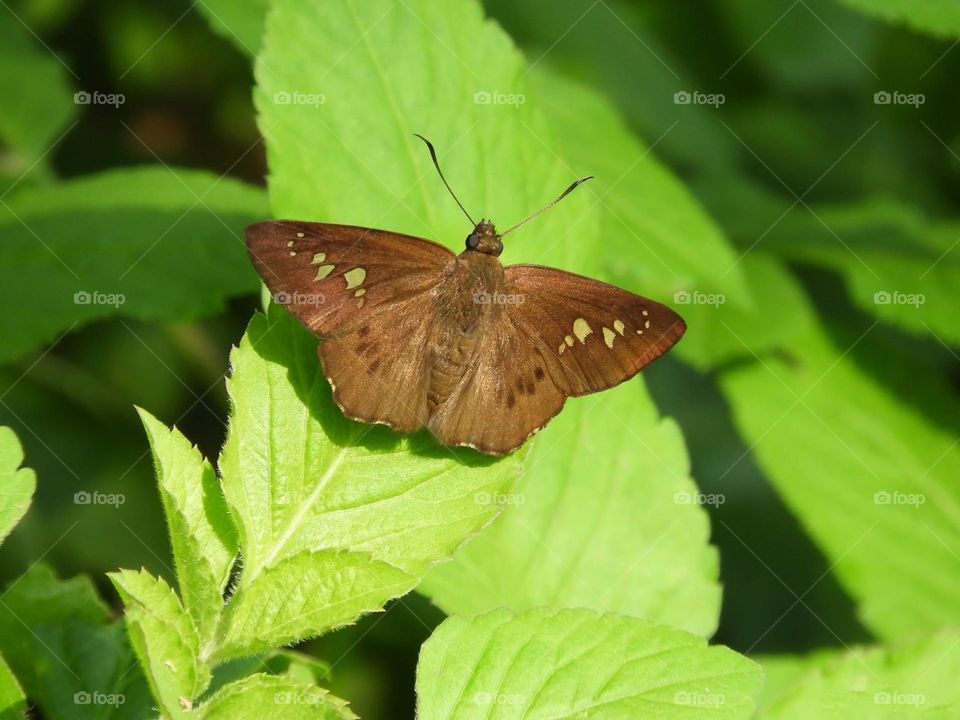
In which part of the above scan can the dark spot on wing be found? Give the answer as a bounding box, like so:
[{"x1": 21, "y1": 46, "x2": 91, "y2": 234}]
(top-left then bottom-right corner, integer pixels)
[
  {"x1": 368, "y1": 358, "x2": 381, "y2": 374},
  {"x1": 358, "y1": 325, "x2": 370, "y2": 338},
  {"x1": 534, "y1": 367, "x2": 545, "y2": 381},
  {"x1": 507, "y1": 391, "x2": 516, "y2": 409}
]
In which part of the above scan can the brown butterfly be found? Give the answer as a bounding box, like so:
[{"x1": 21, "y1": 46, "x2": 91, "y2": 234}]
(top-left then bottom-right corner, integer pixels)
[{"x1": 245, "y1": 136, "x2": 685, "y2": 456}]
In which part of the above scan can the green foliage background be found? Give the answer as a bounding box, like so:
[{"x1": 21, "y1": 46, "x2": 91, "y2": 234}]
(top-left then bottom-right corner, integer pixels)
[{"x1": 0, "y1": 0, "x2": 958, "y2": 718}]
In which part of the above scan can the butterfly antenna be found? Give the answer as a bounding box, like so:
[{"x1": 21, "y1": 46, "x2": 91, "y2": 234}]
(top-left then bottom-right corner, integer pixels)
[
  {"x1": 499, "y1": 176, "x2": 594, "y2": 237},
  {"x1": 414, "y1": 134, "x2": 476, "y2": 226}
]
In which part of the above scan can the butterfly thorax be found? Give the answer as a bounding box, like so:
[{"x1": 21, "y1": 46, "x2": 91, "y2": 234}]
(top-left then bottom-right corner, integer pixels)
[{"x1": 427, "y1": 250, "x2": 507, "y2": 411}]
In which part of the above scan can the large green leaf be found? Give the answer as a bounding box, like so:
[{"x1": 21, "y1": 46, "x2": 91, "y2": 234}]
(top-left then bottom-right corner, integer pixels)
[
  {"x1": 0, "y1": 426, "x2": 35, "y2": 546},
  {"x1": 212, "y1": 305, "x2": 525, "y2": 660},
  {"x1": 834, "y1": 0, "x2": 960, "y2": 38},
  {"x1": 0, "y1": 565, "x2": 152, "y2": 720},
  {"x1": 109, "y1": 569, "x2": 210, "y2": 717},
  {"x1": 757, "y1": 629, "x2": 960, "y2": 718},
  {"x1": 720, "y1": 320, "x2": 960, "y2": 640},
  {"x1": 137, "y1": 408, "x2": 237, "y2": 647},
  {"x1": 0, "y1": 13, "x2": 75, "y2": 185},
  {"x1": 421, "y1": 379, "x2": 721, "y2": 638},
  {"x1": 0, "y1": 166, "x2": 266, "y2": 362},
  {"x1": 416, "y1": 608, "x2": 762, "y2": 719}
]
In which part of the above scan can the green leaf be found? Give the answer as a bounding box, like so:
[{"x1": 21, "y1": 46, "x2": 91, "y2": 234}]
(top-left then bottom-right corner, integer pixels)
[
  {"x1": 213, "y1": 306, "x2": 525, "y2": 660},
  {"x1": 0, "y1": 426, "x2": 35, "y2": 546},
  {"x1": 0, "y1": 653, "x2": 26, "y2": 720},
  {"x1": 758, "y1": 629, "x2": 960, "y2": 718},
  {"x1": 719, "y1": 321, "x2": 960, "y2": 640},
  {"x1": 421, "y1": 379, "x2": 721, "y2": 638},
  {"x1": 196, "y1": 0, "x2": 269, "y2": 56},
  {"x1": 0, "y1": 565, "x2": 153, "y2": 720},
  {"x1": 767, "y1": 199, "x2": 960, "y2": 347},
  {"x1": 0, "y1": 166, "x2": 266, "y2": 362},
  {"x1": 196, "y1": 674, "x2": 356, "y2": 720},
  {"x1": 416, "y1": 608, "x2": 762, "y2": 719},
  {"x1": 136, "y1": 408, "x2": 237, "y2": 646},
  {"x1": 0, "y1": 13, "x2": 75, "y2": 184},
  {"x1": 255, "y1": 0, "x2": 599, "y2": 276},
  {"x1": 833, "y1": 0, "x2": 960, "y2": 38},
  {"x1": 109, "y1": 569, "x2": 210, "y2": 717}
]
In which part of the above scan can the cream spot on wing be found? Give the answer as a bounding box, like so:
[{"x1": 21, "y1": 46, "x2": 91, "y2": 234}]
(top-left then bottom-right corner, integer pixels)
[
  {"x1": 289, "y1": 251, "x2": 296, "y2": 256},
  {"x1": 343, "y1": 267, "x2": 366, "y2": 290},
  {"x1": 642, "y1": 309, "x2": 649, "y2": 316},
  {"x1": 614, "y1": 319, "x2": 625, "y2": 335},
  {"x1": 354, "y1": 288, "x2": 366, "y2": 297},
  {"x1": 315, "y1": 264, "x2": 335, "y2": 280},
  {"x1": 564, "y1": 335, "x2": 575, "y2": 347},
  {"x1": 644, "y1": 320, "x2": 651, "y2": 329},
  {"x1": 286, "y1": 240, "x2": 294, "y2": 247},
  {"x1": 296, "y1": 231, "x2": 305, "y2": 238},
  {"x1": 573, "y1": 318, "x2": 593, "y2": 343},
  {"x1": 356, "y1": 297, "x2": 365, "y2": 308},
  {"x1": 558, "y1": 343, "x2": 566, "y2": 355},
  {"x1": 311, "y1": 252, "x2": 326, "y2": 264},
  {"x1": 603, "y1": 327, "x2": 616, "y2": 349},
  {"x1": 636, "y1": 329, "x2": 644, "y2": 335}
]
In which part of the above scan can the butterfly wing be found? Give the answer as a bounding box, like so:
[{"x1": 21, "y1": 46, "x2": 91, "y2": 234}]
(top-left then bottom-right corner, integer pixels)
[
  {"x1": 428, "y1": 264, "x2": 685, "y2": 455},
  {"x1": 505, "y1": 264, "x2": 686, "y2": 396},
  {"x1": 245, "y1": 220, "x2": 455, "y2": 431}
]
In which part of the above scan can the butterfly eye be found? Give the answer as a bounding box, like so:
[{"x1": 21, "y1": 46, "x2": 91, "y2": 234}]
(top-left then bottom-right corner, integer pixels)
[{"x1": 466, "y1": 234, "x2": 479, "y2": 249}]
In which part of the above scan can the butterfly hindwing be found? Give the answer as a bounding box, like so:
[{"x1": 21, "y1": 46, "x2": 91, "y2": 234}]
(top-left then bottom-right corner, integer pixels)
[
  {"x1": 245, "y1": 220, "x2": 454, "y2": 337},
  {"x1": 504, "y1": 264, "x2": 686, "y2": 397}
]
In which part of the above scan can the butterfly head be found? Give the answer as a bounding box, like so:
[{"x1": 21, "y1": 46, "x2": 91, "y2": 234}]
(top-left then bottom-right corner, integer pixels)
[{"x1": 465, "y1": 220, "x2": 503, "y2": 256}]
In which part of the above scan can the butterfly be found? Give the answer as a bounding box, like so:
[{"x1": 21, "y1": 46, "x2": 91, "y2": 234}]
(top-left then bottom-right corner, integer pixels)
[{"x1": 245, "y1": 136, "x2": 685, "y2": 456}]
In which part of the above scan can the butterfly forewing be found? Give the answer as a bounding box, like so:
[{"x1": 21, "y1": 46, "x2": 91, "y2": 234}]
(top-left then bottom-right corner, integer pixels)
[
  {"x1": 245, "y1": 220, "x2": 454, "y2": 337},
  {"x1": 504, "y1": 264, "x2": 686, "y2": 397}
]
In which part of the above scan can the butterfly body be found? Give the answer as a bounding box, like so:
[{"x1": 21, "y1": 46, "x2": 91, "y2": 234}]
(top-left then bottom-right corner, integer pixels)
[{"x1": 246, "y1": 218, "x2": 685, "y2": 456}]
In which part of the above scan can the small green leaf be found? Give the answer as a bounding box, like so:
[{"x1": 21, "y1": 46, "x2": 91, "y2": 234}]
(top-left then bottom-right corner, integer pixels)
[
  {"x1": 833, "y1": 0, "x2": 960, "y2": 38},
  {"x1": 0, "y1": 565, "x2": 153, "y2": 720},
  {"x1": 0, "y1": 166, "x2": 266, "y2": 362},
  {"x1": 0, "y1": 653, "x2": 26, "y2": 720},
  {"x1": 416, "y1": 608, "x2": 762, "y2": 719},
  {"x1": 109, "y1": 569, "x2": 210, "y2": 717},
  {"x1": 421, "y1": 379, "x2": 721, "y2": 637},
  {"x1": 213, "y1": 306, "x2": 525, "y2": 660},
  {"x1": 196, "y1": 674, "x2": 356, "y2": 720},
  {"x1": 0, "y1": 13, "x2": 75, "y2": 185},
  {"x1": 720, "y1": 321, "x2": 960, "y2": 640},
  {"x1": 0, "y1": 426, "x2": 35, "y2": 546},
  {"x1": 758, "y1": 629, "x2": 960, "y2": 718},
  {"x1": 136, "y1": 408, "x2": 237, "y2": 645}
]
